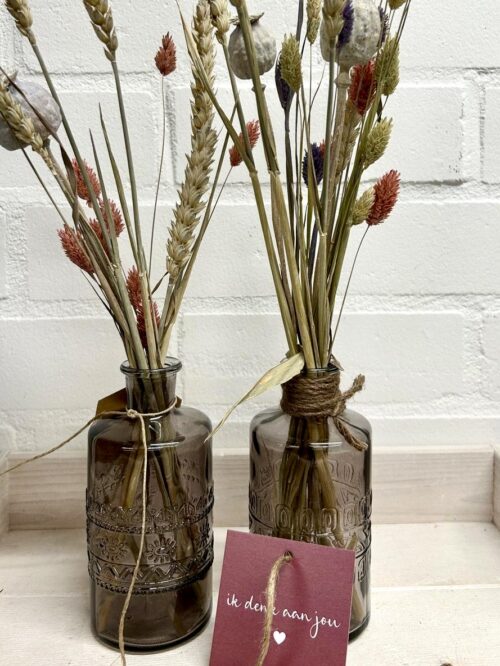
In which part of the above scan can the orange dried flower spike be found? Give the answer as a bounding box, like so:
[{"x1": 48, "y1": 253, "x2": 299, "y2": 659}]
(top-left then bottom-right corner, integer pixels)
[
  {"x1": 72, "y1": 160, "x2": 101, "y2": 204},
  {"x1": 367, "y1": 170, "x2": 400, "y2": 226},
  {"x1": 229, "y1": 120, "x2": 260, "y2": 167},
  {"x1": 349, "y1": 60, "x2": 377, "y2": 116},
  {"x1": 58, "y1": 225, "x2": 94, "y2": 274},
  {"x1": 155, "y1": 33, "x2": 177, "y2": 77}
]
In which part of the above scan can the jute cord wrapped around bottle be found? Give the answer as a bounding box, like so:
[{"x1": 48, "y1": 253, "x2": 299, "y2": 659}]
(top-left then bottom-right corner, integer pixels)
[
  {"x1": 0, "y1": 400, "x2": 177, "y2": 666},
  {"x1": 281, "y1": 371, "x2": 367, "y2": 451}
]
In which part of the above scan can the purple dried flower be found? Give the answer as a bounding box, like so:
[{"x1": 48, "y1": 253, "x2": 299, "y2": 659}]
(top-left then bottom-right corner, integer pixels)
[
  {"x1": 302, "y1": 143, "x2": 324, "y2": 186},
  {"x1": 275, "y1": 56, "x2": 293, "y2": 110},
  {"x1": 379, "y1": 7, "x2": 389, "y2": 44},
  {"x1": 338, "y1": 0, "x2": 354, "y2": 48}
]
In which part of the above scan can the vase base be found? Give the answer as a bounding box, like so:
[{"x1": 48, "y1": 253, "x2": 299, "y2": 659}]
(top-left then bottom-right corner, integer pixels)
[
  {"x1": 349, "y1": 611, "x2": 370, "y2": 641},
  {"x1": 92, "y1": 603, "x2": 213, "y2": 654}
]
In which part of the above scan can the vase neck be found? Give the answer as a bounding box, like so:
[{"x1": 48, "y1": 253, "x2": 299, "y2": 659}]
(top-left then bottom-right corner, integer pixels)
[{"x1": 121, "y1": 359, "x2": 181, "y2": 413}]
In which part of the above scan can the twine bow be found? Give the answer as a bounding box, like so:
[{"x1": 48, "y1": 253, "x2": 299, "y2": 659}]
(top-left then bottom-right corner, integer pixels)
[
  {"x1": 0, "y1": 400, "x2": 177, "y2": 666},
  {"x1": 280, "y1": 371, "x2": 368, "y2": 452}
]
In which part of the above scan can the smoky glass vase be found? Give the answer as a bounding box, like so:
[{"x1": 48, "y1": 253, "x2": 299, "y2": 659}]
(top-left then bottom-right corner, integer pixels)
[
  {"x1": 86, "y1": 359, "x2": 213, "y2": 651},
  {"x1": 249, "y1": 367, "x2": 372, "y2": 637}
]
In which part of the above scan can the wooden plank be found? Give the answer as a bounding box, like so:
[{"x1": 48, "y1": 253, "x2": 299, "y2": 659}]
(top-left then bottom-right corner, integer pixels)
[
  {"x1": 494, "y1": 447, "x2": 500, "y2": 530},
  {"x1": 0, "y1": 451, "x2": 8, "y2": 537},
  {"x1": 373, "y1": 445, "x2": 494, "y2": 524},
  {"x1": 7, "y1": 445, "x2": 494, "y2": 530},
  {"x1": 0, "y1": 526, "x2": 499, "y2": 666}
]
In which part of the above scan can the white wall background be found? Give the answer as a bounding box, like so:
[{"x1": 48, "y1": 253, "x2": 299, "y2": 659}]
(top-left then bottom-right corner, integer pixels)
[{"x1": 0, "y1": 1, "x2": 499, "y2": 453}]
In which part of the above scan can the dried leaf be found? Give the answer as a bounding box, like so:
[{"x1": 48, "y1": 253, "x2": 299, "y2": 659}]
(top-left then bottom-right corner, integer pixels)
[{"x1": 210, "y1": 352, "x2": 305, "y2": 438}]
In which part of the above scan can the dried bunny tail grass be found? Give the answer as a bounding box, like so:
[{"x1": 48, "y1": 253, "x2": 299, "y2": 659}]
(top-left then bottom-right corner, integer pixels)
[
  {"x1": 72, "y1": 159, "x2": 102, "y2": 203},
  {"x1": 155, "y1": 33, "x2": 177, "y2": 76},
  {"x1": 351, "y1": 187, "x2": 375, "y2": 225},
  {"x1": 336, "y1": 105, "x2": 360, "y2": 176},
  {"x1": 229, "y1": 119, "x2": 260, "y2": 167},
  {"x1": 83, "y1": 0, "x2": 118, "y2": 61},
  {"x1": 280, "y1": 35, "x2": 302, "y2": 93},
  {"x1": 127, "y1": 266, "x2": 160, "y2": 348},
  {"x1": 367, "y1": 170, "x2": 400, "y2": 226},
  {"x1": 126, "y1": 266, "x2": 142, "y2": 311},
  {"x1": 167, "y1": 0, "x2": 216, "y2": 281},
  {"x1": 363, "y1": 117, "x2": 393, "y2": 168},
  {"x1": 58, "y1": 225, "x2": 94, "y2": 274},
  {"x1": 5, "y1": 0, "x2": 35, "y2": 42},
  {"x1": 306, "y1": 0, "x2": 321, "y2": 44},
  {"x1": 375, "y1": 36, "x2": 400, "y2": 97}
]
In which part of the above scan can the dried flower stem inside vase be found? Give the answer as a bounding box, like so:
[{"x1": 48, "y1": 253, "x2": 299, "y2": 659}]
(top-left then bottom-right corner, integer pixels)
[
  {"x1": 250, "y1": 367, "x2": 371, "y2": 635},
  {"x1": 87, "y1": 361, "x2": 213, "y2": 650}
]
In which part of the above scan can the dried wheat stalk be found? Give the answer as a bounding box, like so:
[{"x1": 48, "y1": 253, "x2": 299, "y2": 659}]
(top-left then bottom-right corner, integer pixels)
[
  {"x1": 166, "y1": 0, "x2": 217, "y2": 282},
  {"x1": 83, "y1": 0, "x2": 118, "y2": 61}
]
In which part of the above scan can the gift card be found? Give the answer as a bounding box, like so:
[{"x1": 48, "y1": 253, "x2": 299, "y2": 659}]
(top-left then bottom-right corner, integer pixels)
[{"x1": 210, "y1": 530, "x2": 355, "y2": 665}]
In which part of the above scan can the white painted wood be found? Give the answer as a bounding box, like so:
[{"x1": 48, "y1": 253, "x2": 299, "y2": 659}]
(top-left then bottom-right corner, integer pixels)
[
  {"x1": 0, "y1": 451, "x2": 8, "y2": 537},
  {"x1": 494, "y1": 447, "x2": 500, "y2": 530},
  {"x1": 6, "y1": 446, "x2": 495, "y2": 530},
  {"x1": 0, "y1": 525, "x2": 499, "y2": 665}
]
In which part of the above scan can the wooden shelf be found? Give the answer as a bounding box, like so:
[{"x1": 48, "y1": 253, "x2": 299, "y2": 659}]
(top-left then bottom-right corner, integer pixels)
[
  {"x1": 1, "y1": 524, "x2": 500, "y2": 665},
  {"x1": 1, "y1": 445, "x2": 499, "y2": 663}
]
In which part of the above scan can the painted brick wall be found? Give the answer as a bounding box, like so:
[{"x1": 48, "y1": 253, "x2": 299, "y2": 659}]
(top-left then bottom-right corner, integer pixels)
[{"x1": 0, "y1": 1, "x2": 499, "y2": 453}]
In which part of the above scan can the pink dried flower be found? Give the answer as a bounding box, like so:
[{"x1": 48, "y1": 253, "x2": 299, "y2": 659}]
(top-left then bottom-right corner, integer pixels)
[
  {"x1": 126, "y1": 266, "x2": 142, "y2": 311},
  {"x1": 100, "y1": 199, "x2": 124, "y2": 237},
  {"x1": 57, "y1": 225, "x2": 94, "y2": 274},
  {"x1": 367, "y1": 170, "x2": 401, "y2": 226},
  {"x1": 72, "y1": 159, "x2": 101, "y2": 204},
  {"x1": 137, "y1": 301, "x2": 160, "y2": 348},
  {"x1": 349, "y1": 60, "x2": 377, "y2": 116},
  {"x1": 229, "y1": 120, "x2": 260, "y2": 167},
  {"x1": 155, "y1": 33, "x2": 177, "y2": 76}
]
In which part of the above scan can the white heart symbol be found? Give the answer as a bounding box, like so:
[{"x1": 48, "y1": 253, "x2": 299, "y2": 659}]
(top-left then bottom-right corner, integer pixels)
[{"x1": 273, "y1": 631, "x2": 286, "y2": 646}]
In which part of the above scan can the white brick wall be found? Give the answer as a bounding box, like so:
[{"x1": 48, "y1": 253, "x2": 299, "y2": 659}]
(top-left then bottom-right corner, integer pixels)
[{"x1": 1, "y1": 1, "x2": 499, "y2": 453}]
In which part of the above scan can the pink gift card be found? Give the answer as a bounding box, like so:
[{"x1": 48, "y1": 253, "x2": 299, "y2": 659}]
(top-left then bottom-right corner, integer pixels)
[{"x1": 210, "y1": 530, "x2": 355, "y2": 666}]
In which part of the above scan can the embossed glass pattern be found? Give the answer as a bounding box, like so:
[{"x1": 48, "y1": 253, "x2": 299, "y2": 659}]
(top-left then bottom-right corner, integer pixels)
[
  {"x1": 87, "y1": 359, "x2": 213, "y2": 650},
  {"x1": 249, "y1": 393, "x2": 371, "y2": 637}
]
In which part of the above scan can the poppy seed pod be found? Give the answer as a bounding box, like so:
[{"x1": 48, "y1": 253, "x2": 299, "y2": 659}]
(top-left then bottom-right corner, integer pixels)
[
  {"x1": 228, "y1": 14, "x2": 277, "y2": 80},
  {"x1": 0, "y1": 76, "x2": 61, "y2": 151},
  {"x1": 320, "y1": 0, "x2": 382, "y2": 68}
]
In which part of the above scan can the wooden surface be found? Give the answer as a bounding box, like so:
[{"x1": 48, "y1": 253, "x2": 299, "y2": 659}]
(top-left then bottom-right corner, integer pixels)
[
  {"x1": 495, "y1": 447, "x2": 500, "y2": 530},
  {"x1": 5, "y1": 445, "x2": 495, "y2": 530},
  {"x1": 0, "y1": 452, "x2": 7, "y2": 537},
  {"x1": 1, "y1": 524, "x2": 499, "y2": 665}
]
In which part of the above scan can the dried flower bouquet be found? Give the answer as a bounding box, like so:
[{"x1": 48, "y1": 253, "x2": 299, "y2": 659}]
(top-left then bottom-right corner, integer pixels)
[
  {"x1": 0, "y1": 0, "x2": 228, "y2": 652},
  {"x1": 180, "y1": 0, "x2": 412, "y2": 634}
]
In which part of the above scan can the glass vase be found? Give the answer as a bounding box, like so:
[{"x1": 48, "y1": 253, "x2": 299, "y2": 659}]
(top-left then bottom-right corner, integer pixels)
[
  {"x1": 249, "y1": 367, "x2": 371, "y2": 637},
  {"x1": 86, "y1": 358, "x2": 213, "y2": 650}
]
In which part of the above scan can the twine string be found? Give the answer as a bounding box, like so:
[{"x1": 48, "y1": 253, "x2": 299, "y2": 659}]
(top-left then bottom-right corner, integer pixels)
[
  {"x1": 281, "y1": 371, "x2": 368, "y2": 452},
  {"x1": 0, "y1": 400, "x2": 177, "y2": 666},
  {"x1": 256, "y1": 551, "x2": 294, "y2": 666}
]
